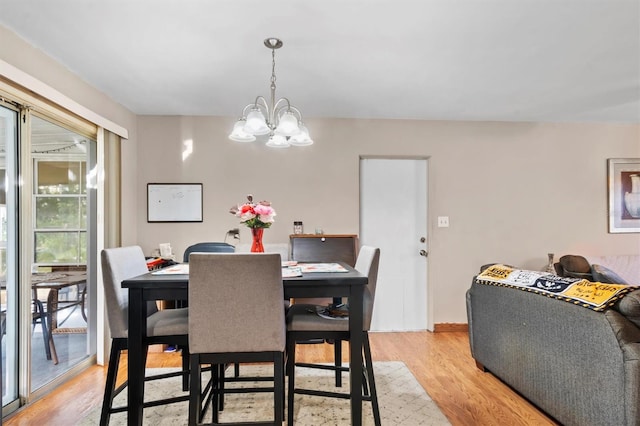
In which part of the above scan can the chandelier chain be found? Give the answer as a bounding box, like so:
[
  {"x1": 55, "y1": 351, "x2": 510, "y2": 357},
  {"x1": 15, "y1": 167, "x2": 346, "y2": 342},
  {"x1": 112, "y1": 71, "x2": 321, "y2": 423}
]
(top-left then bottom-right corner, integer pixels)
[{"x1": 271, "y1": 48, "x2": 277, "y2": 85}]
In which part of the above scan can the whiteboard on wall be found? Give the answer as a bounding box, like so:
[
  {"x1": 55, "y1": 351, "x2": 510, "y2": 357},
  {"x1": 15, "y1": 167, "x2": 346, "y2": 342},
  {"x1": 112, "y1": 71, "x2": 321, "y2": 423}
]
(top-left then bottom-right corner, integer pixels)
[{"x1": 147, "y1": 183, "x2": 203, "y2": 222}]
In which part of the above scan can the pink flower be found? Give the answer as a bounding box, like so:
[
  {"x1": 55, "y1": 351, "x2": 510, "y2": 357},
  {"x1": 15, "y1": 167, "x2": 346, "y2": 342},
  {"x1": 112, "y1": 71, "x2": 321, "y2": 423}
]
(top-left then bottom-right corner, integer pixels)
[
  {"x1": 258, "y1": 214, "x2": 275, "y2": 224},
  {"x1": 229, "y1": 195, "x2": 276, "y2": 229},
  {"x1": 253, "y1": 204, "x2": 273, "y2": 216},
  {"x1": 239, "y1": 210, "x2": 256, "y2": 222}
]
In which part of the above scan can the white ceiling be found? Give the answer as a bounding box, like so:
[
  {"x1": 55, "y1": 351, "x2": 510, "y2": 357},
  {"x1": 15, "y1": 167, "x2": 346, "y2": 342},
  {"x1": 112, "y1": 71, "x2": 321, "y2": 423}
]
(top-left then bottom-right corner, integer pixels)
[{"x1": 1, "y1": 0, "x2": 639, "y2": 123}]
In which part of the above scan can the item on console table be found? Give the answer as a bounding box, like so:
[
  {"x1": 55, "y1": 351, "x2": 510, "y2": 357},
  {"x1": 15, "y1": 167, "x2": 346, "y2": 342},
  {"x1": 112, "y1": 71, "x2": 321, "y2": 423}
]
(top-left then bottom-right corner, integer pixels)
[
  {"x1": 553, "y1": 254, "x2": 594, "y2": 280},
  {"x1": 544, "y1": 253, "x2": 555, "y2": 273}
]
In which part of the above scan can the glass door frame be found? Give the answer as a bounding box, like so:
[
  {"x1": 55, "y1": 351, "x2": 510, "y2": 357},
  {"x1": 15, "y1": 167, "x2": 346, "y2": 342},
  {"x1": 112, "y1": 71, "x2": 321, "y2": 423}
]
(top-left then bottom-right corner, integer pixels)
[{"x1": 1, "y1": 101, "x2": 20, "y2": 416}]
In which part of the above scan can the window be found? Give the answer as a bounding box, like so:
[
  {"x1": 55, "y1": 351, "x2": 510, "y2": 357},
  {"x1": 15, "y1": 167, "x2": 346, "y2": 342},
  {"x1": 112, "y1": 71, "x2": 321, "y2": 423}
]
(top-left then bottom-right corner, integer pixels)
[{"x1": 33, "y1": 160, "x2": 87, "y2": 265}]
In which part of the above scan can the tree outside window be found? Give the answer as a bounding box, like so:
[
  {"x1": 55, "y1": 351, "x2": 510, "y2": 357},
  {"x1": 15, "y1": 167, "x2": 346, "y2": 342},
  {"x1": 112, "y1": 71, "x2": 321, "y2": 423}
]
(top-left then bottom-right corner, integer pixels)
[{"x1": 34, "y1": 160, "x2": 87, "y2": 265}]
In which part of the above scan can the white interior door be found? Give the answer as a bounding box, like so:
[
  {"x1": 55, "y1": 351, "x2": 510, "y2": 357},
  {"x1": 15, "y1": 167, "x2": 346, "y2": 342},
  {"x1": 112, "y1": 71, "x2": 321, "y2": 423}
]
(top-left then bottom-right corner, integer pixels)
[{"x1": 360, "y1": 158, "x2": 428, "y2": 331}]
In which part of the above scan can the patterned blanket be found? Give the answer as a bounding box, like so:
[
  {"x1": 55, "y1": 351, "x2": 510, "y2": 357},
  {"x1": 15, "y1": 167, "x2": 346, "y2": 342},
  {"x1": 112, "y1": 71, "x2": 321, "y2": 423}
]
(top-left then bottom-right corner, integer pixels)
[{"x1": 476, "y1": 264, "x2": 638, "y2": 311}]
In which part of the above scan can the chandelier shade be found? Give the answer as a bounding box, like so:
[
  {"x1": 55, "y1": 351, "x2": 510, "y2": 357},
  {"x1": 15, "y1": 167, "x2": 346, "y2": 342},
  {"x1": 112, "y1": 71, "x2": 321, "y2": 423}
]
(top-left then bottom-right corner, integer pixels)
[
  {"x1": 289, "y1": 124, "x2": 313, "y2": 146},
  {"x1": 244, "y1": 108, "x2": 271, "y2": 135},
  {"x1": 229, "y1": 38, "x2": 312, "y2": 148},
  {"x1": 274, "y1": 111, "x2": 301, "y2": 136},
  {"x1": 228, "y1": 119, "x2": 256, "y2": 142},
  {"x1": 265, "y1": 134, "x2": 290, "y2": 148}
]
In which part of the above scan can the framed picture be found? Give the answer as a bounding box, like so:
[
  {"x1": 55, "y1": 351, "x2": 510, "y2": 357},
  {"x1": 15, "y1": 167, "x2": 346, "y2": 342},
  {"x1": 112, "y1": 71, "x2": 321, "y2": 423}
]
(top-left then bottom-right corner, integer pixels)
[
  {"x1": 147, "y1": 183, "x2": 203, "y2": 222},
  {"x1": 608, "y1": 159, "x2": 640, "y2": 233}
]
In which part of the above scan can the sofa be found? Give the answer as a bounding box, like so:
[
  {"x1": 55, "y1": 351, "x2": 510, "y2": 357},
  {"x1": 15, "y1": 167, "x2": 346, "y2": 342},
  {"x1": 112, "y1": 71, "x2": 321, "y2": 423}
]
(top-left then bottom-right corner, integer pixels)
[{"x1": 466, "y1": 255, "x2": 640, "y2": 426}]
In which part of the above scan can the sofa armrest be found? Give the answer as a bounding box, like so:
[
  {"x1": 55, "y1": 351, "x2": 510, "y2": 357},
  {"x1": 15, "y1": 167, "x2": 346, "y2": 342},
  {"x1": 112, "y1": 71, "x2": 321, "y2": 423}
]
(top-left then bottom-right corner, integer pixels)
[
  {"x1": 604, "y1": 310, "x2": 640, "y2": 425},
  {"x1": 614, "y1": 289, "x2": 640, "y2": 329}
]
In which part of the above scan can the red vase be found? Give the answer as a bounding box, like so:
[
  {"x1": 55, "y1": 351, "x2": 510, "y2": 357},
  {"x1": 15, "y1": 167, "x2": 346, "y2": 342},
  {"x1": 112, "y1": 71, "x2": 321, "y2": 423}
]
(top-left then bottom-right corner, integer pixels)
[{"x1": 251, "y1": 228, "x2": 265, "y2": 253}]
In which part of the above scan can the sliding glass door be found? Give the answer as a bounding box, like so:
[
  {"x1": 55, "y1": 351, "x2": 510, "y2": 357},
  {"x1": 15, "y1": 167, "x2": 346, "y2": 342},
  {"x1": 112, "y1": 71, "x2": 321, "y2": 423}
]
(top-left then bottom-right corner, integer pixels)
[
  {"x1": 1, "y1": 101, "x2": 98, "y2": 417},
  {"x1": 30, "y1": 115, "x2": 96, "y2": 392}
]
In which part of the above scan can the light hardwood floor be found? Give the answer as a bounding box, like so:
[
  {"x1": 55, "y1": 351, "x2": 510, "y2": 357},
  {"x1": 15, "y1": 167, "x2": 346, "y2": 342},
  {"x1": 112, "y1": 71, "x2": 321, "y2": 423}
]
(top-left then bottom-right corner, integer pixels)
[{"x1": 4, "y1": 331, "x2": 557, "y2": 425}]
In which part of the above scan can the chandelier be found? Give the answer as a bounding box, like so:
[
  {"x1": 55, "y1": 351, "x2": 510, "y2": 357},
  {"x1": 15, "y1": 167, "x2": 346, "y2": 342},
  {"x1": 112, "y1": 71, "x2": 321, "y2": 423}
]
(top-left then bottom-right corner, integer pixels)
[{"x1": 228, "y1": 38, "x2": 313, "y2": 148}]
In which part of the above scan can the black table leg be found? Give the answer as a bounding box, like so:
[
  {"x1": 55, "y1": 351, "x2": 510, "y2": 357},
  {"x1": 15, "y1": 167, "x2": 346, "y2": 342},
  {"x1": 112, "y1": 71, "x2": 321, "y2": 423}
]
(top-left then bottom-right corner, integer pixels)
[
  {"x1": 349, "y1": 286, "x2": 364, "y2": 425},
  {"x1": 127, "y1": 287, "x2": 146, "y2": 425}
]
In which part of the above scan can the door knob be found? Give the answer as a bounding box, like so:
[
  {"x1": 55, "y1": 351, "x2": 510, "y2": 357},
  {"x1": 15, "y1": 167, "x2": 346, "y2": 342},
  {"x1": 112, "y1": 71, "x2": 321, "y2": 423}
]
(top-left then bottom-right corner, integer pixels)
[{"x1": 419, "y1": 249, "x2": 428, "y2": 257}]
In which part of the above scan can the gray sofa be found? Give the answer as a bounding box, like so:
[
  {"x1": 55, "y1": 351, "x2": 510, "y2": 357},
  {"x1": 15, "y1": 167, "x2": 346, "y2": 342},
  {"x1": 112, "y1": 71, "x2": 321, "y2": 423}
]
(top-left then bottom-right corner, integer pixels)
[{"x1": 466, "y1": 278, "x2": 640, "y2": 426}]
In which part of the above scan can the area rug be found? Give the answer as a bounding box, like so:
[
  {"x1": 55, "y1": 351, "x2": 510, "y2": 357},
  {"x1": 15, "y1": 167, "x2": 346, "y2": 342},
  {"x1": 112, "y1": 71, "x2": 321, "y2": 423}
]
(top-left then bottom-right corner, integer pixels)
[{"x1": 80, "y1": 361, "x2": 450, "y2": 425}]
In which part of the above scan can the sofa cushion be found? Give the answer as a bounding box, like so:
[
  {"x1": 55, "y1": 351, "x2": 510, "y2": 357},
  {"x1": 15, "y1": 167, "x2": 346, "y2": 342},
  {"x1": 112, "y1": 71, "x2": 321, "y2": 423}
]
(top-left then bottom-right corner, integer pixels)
[
  {"x1": 592, "y1": 264, "x2": 629, "y2": 285},
  {"x1": 615, "y1": 289, "x2": 640, "y2": 328},
  {"x1": 586, "y1": 255, "x2": 639, "y2": 285}
]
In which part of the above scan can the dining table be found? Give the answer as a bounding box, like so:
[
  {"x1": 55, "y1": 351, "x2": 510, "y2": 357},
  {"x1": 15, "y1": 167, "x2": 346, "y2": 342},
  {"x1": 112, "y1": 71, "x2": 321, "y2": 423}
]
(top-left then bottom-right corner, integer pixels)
[{"x1": 121, "y1": 261, "x2": 368, "y2": 426}]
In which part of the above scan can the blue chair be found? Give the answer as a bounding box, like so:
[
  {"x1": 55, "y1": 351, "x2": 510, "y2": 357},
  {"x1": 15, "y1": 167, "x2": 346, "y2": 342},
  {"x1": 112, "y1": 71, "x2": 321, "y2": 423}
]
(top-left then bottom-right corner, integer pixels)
[{"x1": 182, "y1": 242, "x2": 235, "y2": 263}]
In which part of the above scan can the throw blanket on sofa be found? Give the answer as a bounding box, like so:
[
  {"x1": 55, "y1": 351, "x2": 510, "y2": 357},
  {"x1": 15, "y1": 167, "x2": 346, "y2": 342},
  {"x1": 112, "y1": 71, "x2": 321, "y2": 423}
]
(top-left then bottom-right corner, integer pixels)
[{"x1": 476, "y1": 264, "x2": 638, "y2": 311}]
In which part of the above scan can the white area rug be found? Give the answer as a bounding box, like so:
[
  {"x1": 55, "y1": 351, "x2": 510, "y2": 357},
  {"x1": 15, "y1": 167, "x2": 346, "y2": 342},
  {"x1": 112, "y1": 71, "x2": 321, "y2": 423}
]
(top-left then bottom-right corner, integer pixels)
[{"x1": 81, "y1": 361, "x2": 450, "y2": 425}]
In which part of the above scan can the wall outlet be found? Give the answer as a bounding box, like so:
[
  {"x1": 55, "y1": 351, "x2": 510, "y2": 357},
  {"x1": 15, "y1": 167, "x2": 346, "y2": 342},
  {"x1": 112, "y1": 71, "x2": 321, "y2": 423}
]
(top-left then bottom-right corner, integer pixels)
[{"x1": 437, "y1": 216, "x2": 450, "y2": 227}]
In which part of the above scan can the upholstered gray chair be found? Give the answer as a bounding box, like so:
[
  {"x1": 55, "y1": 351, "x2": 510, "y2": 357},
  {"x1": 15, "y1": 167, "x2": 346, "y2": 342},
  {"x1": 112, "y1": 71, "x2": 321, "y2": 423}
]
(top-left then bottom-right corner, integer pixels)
[
  {"x1": 188, "y1": 253, "x2": 285, "y2": 426},
  {"x1": 100, "y1": 246, "x2": 190, "y2": 426},
  {"x1": 182, "y1": 241, "x2": 242, "y2": 378},
  {"x1": 286, "y1": 246, "x2": 381, "y2": 426}
]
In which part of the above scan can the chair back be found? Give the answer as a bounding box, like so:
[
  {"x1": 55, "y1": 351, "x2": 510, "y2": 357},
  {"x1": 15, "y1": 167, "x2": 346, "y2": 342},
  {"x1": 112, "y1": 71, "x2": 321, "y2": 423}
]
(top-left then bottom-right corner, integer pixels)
[
  {"x1": 183, "y1": 242, "x2": 235, "y2": 262},
  {"x1": 101, "y1": 246, "x2": 156, "y2": 339},
  {"x1": 188, "y1": 253, "x2": 285, "y2": 354},
  {"x1": 354, "y1": 246, "x2": 380, "y2": 331}
]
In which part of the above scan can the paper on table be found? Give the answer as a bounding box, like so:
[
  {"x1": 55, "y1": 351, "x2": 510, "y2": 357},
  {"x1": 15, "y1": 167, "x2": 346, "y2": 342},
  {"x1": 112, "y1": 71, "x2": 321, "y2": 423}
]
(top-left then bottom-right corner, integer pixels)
[
  {"x1": 282, "y1": 266, "x2": 303, "y2": 278},
  {"x1": 299, "y1": 263, "x2": 348, "y2": 273},
  {"x1": 151, "y1": 264, "x2": 189, "y2": 275}
]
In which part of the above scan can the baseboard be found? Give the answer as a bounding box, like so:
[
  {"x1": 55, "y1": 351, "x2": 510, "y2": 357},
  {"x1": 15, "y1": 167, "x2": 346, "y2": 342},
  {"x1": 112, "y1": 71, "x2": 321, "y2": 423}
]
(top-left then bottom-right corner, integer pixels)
[{"x1": 433, "y1": 323, "x2": 468, "y2": 333}]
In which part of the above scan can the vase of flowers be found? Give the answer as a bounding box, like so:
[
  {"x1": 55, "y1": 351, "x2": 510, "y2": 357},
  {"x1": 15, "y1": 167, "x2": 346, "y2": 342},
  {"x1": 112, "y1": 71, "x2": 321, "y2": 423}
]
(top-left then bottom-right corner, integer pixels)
[{"x1": 229, "y1": 194, "x2": 276, "y2": 253}]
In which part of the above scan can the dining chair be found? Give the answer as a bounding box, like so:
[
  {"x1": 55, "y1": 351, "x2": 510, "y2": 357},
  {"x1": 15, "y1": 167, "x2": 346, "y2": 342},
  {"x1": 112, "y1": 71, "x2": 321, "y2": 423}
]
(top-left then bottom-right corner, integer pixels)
[
  {"x1": 30, "y1": 298, "x2": 54, "y2": 362},
  {"x1": 100, "y1": 245, "x2": 190, "y2": 426},
  {"x1": 1, "y1": 304, "x2": 47, "y2": 351},
  {"x1": 181, "y1": 241, "x2": 242, "y2": 377},
  {"x1": 182, "y1": 242, "x2": 235, "y2": 262},
  {"x1": 285, "y1": 246, "x2": 381, "y2": 426},
  {"x1": 188, "y1": 253, "x2": 285, "y2": 426}
]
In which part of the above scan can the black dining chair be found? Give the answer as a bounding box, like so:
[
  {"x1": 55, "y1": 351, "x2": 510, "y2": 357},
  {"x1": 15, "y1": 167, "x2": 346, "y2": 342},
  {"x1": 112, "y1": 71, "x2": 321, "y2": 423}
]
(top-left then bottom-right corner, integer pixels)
[{"x1": 285, "y1": 246, "x2": 381, "y2": 426}]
